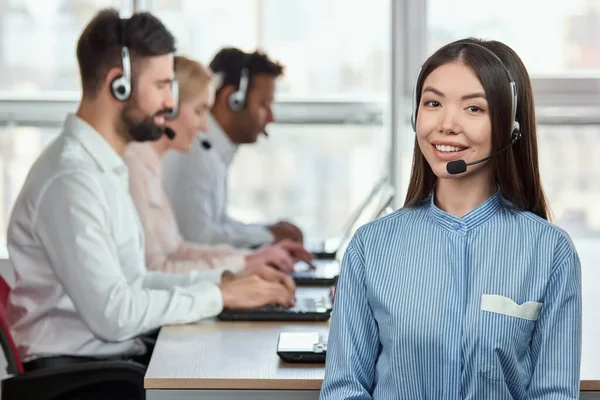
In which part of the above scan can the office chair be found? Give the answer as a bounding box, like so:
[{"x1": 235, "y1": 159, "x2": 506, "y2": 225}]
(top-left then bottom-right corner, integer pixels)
[{"x1": 0, "y1": 276, "x2": 146, "y2": 399}]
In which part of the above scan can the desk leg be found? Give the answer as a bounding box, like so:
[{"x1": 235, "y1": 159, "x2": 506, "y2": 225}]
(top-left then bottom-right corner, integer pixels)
[{"x1": 146, "y1": 389, "x2": 320, "y2": 400}]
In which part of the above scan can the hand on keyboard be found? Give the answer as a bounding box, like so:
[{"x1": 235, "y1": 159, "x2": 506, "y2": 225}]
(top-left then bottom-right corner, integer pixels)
[
  {"x1": 246, "y1": 245, "x2": 295, "y2": 272},
  {"x1": 242, "y1": 265, "x2": 296, "y2": 293},
  {"x1": 275, "y1": 239, "x2": 315, "y2": 265},
  {"x1": 219, "y1": 274, "x2": 296, "y2": 310}
]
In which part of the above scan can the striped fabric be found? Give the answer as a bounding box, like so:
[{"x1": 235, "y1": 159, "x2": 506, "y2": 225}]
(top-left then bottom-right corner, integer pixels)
[{"x1": 320, "y1": 191, "x2": 581, "y2": 400}]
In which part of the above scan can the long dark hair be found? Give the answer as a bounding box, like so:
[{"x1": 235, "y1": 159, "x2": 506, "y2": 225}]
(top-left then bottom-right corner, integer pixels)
[{"x1": 403, "y1": 38, "x2": 550, "y2": 220}]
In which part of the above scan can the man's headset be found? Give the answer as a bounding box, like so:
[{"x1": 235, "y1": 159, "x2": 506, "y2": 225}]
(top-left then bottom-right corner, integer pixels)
[
  {"x1": 110, "y1": 18, "x2": 132, "y2": 102},
  {"x1": 227, "y1": 53, "x2": 251, "y2": 112},
  {"x1": 224, "y1": 52, "x2": 269, "y2": 137},
  {"x1": 110, "y1": 18, "x2": 179, "y2": 109},
  {"x1": 163, "y1": 52, "x2": 251, "y2": 137},
  {"x1": 111, "y1": 19, "x2": 179, "y2": 140},
  {"x1": 161, "y1": 78, "x2": 179, "y2": 140},
  {"x1": 165, "y1": 78, "x2": 179, "y2": 120}
]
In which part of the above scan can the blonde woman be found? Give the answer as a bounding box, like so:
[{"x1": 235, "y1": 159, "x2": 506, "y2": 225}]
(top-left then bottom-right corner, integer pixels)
[{"x1": 124, "y1": 56, "x2": 312, "y2": 277}]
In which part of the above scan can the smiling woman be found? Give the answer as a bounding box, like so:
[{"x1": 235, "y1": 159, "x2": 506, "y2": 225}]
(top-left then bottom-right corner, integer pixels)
[
  {"x1": 321, "y1": 38, "x2": 582, "y2": 400},
  {"x1": 407, "y1": 39, "x2": 546, "y2": 219},
  {"x1": 418, "y1": 81, "x2": 487, "y2": 156}
]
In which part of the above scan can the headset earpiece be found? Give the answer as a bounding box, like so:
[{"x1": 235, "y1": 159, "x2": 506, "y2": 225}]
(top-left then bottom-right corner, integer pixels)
[
  {"x1": 510, "y1": 128, "x2": 522, "y2": 144},
  {"x1": 165, "y1": 79, "x2": 179, "y2": 120},
  {"x1": 227, "y1": 54, "x2": 251, "y2": 112},
  {"x1": 110, "y1": 21, "x2": 131, "y2": 102},
  {"x1": 228, "y1": 85, "x2": 246, "y2": 111}
]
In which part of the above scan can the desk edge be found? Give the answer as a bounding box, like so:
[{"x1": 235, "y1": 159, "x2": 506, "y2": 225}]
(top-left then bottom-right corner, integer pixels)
[
  {"x1": 145, "y1": 378, "x2": 600, "y2": 391},
  {"x1": 144, "y1": 378, "x2": 322, "y2": 391},
  {"x1": 581, "y1": 380, "x2": 600, "y2": 391}
]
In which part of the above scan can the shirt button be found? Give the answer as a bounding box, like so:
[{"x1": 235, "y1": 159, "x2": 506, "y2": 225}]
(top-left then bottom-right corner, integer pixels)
[{"x1": 453, "y1": 223, "x2": 461, "y2": 231}]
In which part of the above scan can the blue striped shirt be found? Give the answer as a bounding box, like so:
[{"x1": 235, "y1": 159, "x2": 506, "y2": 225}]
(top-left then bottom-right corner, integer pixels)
[{"x1": 320, "y1": 191, "x2": 581, "y2": 399}]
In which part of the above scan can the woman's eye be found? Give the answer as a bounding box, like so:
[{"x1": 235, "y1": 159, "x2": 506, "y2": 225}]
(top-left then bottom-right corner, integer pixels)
[{"x1": 424, "y1": 100, "x2": 440, "y2": 107}]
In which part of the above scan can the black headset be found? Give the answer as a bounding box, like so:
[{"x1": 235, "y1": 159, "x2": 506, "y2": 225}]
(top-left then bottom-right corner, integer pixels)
[
  {"x1": 110, "y1": 18, "x2": 132, "y2": 102},
  {"x1": 164, "y1": 78, "x2": 179, "y2": 120},
  {"x1": 410, "y1": 42, "x2": 521, "y2": 144}
]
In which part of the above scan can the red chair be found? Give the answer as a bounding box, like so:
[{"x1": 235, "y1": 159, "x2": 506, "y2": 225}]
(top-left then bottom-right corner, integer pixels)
[{"x1": 0, "y1": 276, "x2": 146, "y2": 399}]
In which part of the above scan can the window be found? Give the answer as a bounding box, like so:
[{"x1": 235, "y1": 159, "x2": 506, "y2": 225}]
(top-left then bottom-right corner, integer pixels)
[
  {"x1": 150, "y1": 0, "x2": 392, "y2": 243},
  {"x1": 538, "y1": 125, "x2": 600, "y2": 234},
  {"x1": 153, "y1": 0, "x2": 390, "y2": 99},
  {"x1": 0, "y1": 122, "x2": 389, "y2": 256},
  {"x1": 0, "y1": 0, "x2": 130, "y2": 94},
  {"x1": 0, "y1": 125, "x2": 60, "y2": 257},
  {"x1": 0, "y1": 1, "x2": 391, "y2": 257},
  {"x1": 422, "y1": 0, "x2": 600, "y2": 296},
  {"x1": 228, "y1": 123, "x2": 389, "y2": 241},
  {"x1": 152, "y1": 0, "x2": 260, "y2": 65},
  {"x1": 427, "y1": 0, "x2": 600, "y2": 76}
]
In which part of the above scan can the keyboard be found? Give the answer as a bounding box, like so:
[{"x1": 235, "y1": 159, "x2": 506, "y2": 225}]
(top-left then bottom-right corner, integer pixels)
[
  {"x1": 217, "y1": 296, "x2": 333, "y2": 322},
  {"x1": 259, "y1": 297, "x2": 332, "y2": 313},
  {"x1": 292, "y1": 260, "x2": 340, "y2": 286}
]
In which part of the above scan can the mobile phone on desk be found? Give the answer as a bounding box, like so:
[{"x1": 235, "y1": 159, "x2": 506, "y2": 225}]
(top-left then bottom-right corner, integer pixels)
[{"x1": 277, "y1": 332, "x2": 328, "y2": 363}]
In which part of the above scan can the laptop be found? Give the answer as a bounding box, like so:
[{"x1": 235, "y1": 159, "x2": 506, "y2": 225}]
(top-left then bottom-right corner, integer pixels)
[
  {"x1": 293, "y1": 259, "x2": 341, "y2": 286},
  {"x1": 293, "y1": 178, "x2": 395, "y2": 286},
  {"x1": 217, "y1": 295, "x2": 333, "y2": 322},
  {"x1": 277, "y1": 332, "x2": 328, "y2": 363}
]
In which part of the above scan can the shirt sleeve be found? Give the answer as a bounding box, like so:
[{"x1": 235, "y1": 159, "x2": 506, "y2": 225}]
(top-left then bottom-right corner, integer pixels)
[
  {"x1": 527, "y1": 249, "x2": 582, "y2": 399},
  {"x1": 142, "y1": 241, "x2": 247, "y2": 275},
  {"x1": 33, "y1": 171, "x2": 225, "y2": 343},
  {"x1": 165, "y1": 148, "x2": 274, "y2": 248},
  {"x1": 165, "y1": 241, "x2": 248, "y2": 274},
  {"x1": 222, "y1": 216, "x2": 275, "y2": 248},
  {"x1": 320, "y1": 232, "x2": 378, "y2": 400}
]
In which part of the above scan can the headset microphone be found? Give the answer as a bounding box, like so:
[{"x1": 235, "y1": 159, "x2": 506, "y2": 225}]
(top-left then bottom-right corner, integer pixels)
[
  {"x1": 446, "y1": 131, "x2": 521, "y2": 175},
  {"x1": 201, "y1": 140, "x2": 212, "y2": 149},
  {"x1": 163, "y1": 127, "x2": 176, "y2": 140},
  {"x1": 409, "y1": 42, "x2": 523, "y2": 177},
  {"x1": 196, "y1": 134, "x2": 212, "y2": 150},
  {"x1": 161, "y1": 78, "x2": 180, "y2": 140}
]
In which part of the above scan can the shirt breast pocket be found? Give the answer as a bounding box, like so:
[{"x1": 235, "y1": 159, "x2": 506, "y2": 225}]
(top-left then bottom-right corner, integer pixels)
[{"x1": 478, "y1": 294, "x2": 541, "y2": 386}]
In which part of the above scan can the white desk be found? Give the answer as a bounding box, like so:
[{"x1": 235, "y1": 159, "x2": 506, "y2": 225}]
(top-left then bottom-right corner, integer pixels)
[
  {"x1": 145, "y1": 284, "x2": 600, "y2": 399},
  {"x1": 145, "y1": 321, "x2": 600, "y2": 399},
  {"x1": 145, "y1": 320, "x2": 327, "y2": 400}
]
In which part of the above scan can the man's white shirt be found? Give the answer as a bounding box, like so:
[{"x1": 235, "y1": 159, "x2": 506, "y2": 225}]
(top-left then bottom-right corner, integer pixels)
[
  {"x1": 163, "y1": 114, "x2": 274, "y2": 248},
  {"x1": 6, "y1": 114, "x2": 226, "y2": 361}
]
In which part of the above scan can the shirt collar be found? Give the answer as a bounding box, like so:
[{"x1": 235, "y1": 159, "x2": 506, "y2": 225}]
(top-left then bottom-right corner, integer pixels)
[
  {"x1": 428, "y1": 188, "x2": 503, "y2": 233},
  {"x1": 63, "y1": 113, "x2": 128, "y2": 176},
  {"x1": 205, "y1": 113, "x2": 238, "y2": 166},
  {"x1": 125, "y1": 142, "x2": 162, "y2": 177}
]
